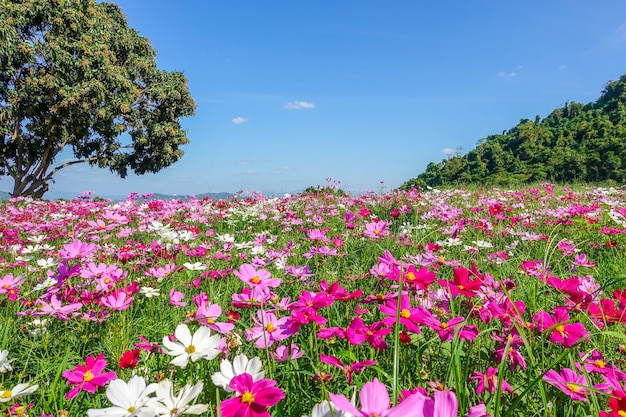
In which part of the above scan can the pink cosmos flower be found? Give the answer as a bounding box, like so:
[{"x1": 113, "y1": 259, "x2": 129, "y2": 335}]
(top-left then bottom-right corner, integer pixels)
[
  {"x1": 232, "y1": 286, "x2": 272, "y2": 309},
  {"x1": 33, "y1": 295, "x2": 82, "y2": 321},
  {"x1": 576, "y1": 350, "x2": 626, "y2": 381},
  {"x1": 233, "y1": 264, "x2": 281, "y2": 289},
  {"x1": 101, "y1": 289, "x2": 133, "y2": 311},
  {"x1": 346, "y1": 317, "x2": 392, "y2": 352},
  {"x1": 386, "y1": 264, "x2": 436, "y2": 291},
  {"x1": 192, "y1": 294, "x2": 234, "y2": 333},
  {"x1": 379, "y1": 295, "x2": 423, "y2": 334},
  {"x1": 532, "y1": 307, "x2": 589, "y2": 348},
  {"x1": 420, "y1": 311, "x2": 476, "y2": 341},
  {"x1": 573, "y1": 253, "x2": 597, "y2": 268},
  {"x1": 220, "y1": 373, "x2": 285, "y2": 417},
  {"x1": 62, "y1": 354, "x2": 116, "y2": 399},
  {"x1": 469, "y1": 367, "x2": 513, "y2": 395},
  {"x1": 58, "y1": 240, "x2": 98, "y2": 260},
  {"x1": 320, "y1": 354, "x2": 376, "y2": 384},
  {"x1": 0, "y1": 272, "x2": 24, "y2": 301},
  {"x1": 289, "y1": 306, "x2": 328, "y2": 328},
  {"x1": 245, "y1": 310, "x2": 292, "y2": 348},
  {"x1": 0, "y1": 274, "x2": 25, "y2": 296},
  {"x1": 273, "y1": 344, "x2": 304, "y2": 362},
  {"x1": 363, "y1": 220, "x2": 391, "y2": 239},
  {"x1": 290, "y1": 291, "x2": 334, "y2": 310},
  {"x1": 329, "y1": 377, "x2": 428, "y2": 417},
  {"x1": 169, "y1": 288, "x2": 186, "y2": 307},
  {"x1": 307, "y1": 229, "x2": 330, "y2": 244},
  {"x1": 542, "y1": 367, "x2": 590, "y2": 401}
]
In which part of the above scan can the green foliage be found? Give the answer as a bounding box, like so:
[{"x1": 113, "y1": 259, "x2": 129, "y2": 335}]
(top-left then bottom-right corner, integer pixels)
[
  {"x1": 0, "y1": 0, "x2": 196, "y2": 198},
  {"x1": 400, "y1": 74, "x2": 626, "y2": 189}
]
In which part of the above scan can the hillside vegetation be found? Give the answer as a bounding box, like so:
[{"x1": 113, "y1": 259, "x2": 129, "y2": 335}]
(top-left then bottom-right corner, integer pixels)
[{"x1": 401, "y1": 74, "x2": 626, "y2": 189}]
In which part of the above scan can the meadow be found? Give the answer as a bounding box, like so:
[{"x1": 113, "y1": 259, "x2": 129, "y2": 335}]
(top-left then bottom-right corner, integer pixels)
[{"x1": 1, "y1": 183, "x2": 626, "y2": 416}]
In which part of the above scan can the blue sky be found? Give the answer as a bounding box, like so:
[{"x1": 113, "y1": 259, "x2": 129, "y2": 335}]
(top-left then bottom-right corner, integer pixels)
[{"x1": 20, "y1": 1, "x2": 626, "y2": 196}]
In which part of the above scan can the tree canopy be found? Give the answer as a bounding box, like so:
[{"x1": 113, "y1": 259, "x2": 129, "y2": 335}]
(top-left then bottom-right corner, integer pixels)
[
  {"x1": 0, "y1": 0, "x2": 196, "y2": 198},
  {"x1": 400, "y1": 74, "x2": 626, "y2": 190}
]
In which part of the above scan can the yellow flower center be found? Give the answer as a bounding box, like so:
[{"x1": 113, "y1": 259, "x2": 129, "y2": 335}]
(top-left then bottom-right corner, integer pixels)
[
  {"x1": 84, "y1": 370, "x2": 95, "y2": 382},
  {"x1": 405, "y1": 272, "x2": 415, "y2": 281},
  {"x1": 0, "y1": 390, "x2": 12, "y2": 399},
  {"x1": 266, "y1": 323, "x2": 276, "y2": 332},
  {"x1": 555, "y1": 325, "x2": 566, "y2": 335},
  {"x1": 186, "y1": 344, "x2": 196, "y2": 354},
  {"x1": 438, "y1": 256, "x2": 446, "y2": 263},
  {"x1": 595, "y1": 360, "x2": 606, "y2": 368},
  {"x1": 128, "y1": 406, "x2": 136, "y2": 413},
  {"x1": 251, "y1": 276, "x2": 260, "y2": 284},
  {"x1": 618, "y1": 411, "x2": 626, "y2": 417},
  {"x1": 373, "y1": 229, "x2": 380, "y2": 235},
  {"x1": 376, "y1": 294, "x2": 385, "y2": 300},
  {"x1": 400, "y1": 309, "x2": 411, "y2": 319},
  {"x1": 566, "y1": 383, "x2": 580, "y2": 393},
  {"x1": 457, "y1": 285, "x2": 465, "y2": 290},
  {"x1": 440, "y1": 322, "x2": 448, "y2": 330},
  {"x1": 241, "y1": 391, "x2": 255, "y2": 404},
  {"x1": 206, "y1": 318, "x2": 216, "y2": 324}
]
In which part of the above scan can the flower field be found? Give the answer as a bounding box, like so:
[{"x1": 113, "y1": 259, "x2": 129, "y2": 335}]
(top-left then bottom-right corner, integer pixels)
[{"x1": 2, "y1": 183, "x2": 626, "y2": 416}]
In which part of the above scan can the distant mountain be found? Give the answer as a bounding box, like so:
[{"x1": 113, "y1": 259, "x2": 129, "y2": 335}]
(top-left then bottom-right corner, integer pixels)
[{"x1": 0, "y1": 189, "x2": 298, "y2": 202}]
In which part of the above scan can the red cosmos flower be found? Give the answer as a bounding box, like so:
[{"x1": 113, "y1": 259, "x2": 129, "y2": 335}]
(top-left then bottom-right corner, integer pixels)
[
  {"x1": 438, "y1": 267, "x2": 483, "y2": 298},
  {"x1": 118, "y1": 349, "x2": 141, "y2": 369},
  {"x1": 587, "y1": 298, "x2": 626, "y2": 326},
  {"x1": 601, "y1": 389, "x2": 626, "y2": 417}
]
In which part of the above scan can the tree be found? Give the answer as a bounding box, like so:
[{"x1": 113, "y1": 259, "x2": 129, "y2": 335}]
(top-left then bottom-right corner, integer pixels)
[{"x1": 0, "y1": 0, "x2": 196, "y2": 198}]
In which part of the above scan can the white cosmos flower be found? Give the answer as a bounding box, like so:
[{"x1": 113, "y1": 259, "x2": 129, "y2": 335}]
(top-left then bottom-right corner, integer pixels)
[
  {"x1": 0, "y1": 350, "x2": 12, "y2": 372},
  {"x1": 216, "y1": 233, "x2": 235, "y2": 243},
  {"x1": 182, "y1": 262, "x2": 206, "y2": 271},
  {"x1": 162, "y1": 323, "x2": 222, "y2": 369},
  {"x1": 211, "y1": 354, "x2": 264, "y2": 392},
  {"x1": 310, "y1": 400, "x2": 354, "y2": 417},
  {"x1": 87, "y1": 375, "x2": 157, "y2": 417},
  {"x1": 36, "y1": 258, "x2": 57, "y2": 269},
  {"x1": 0, "y1": 383, "x2": 38, "y2": 402},
  {"x1": 151, "y1": 379, "x2": 208, "y2": 416},
  {"x1": 140, "y1": 287, "x2": 160, "y2": 298}
]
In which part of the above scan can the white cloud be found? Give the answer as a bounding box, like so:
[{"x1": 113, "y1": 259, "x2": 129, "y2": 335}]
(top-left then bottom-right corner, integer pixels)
[
  {"x1": 442, "y1": 148, "x2": 456, "y2": 156},
  {"x1": 231, "y1": 116, "x2": 248, "y2": 124},
  {"x1": 283, "y1": 101, "x2": 315, "y2": 110},
  {"x1": 497, "y1": 71, "x2": 516, "y2": 78}
]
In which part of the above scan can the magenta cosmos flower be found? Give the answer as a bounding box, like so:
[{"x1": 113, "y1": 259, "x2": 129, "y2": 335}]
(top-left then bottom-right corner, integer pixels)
[
  {"x1": 62, "y1": 354, "x2": 116, "y2": 399},
  {"x1": 220, "y1": 373, "x2": 285, "y2": 417},
  {"x1": 542, "y1": 367, "x2": 590, "y2": 401}
]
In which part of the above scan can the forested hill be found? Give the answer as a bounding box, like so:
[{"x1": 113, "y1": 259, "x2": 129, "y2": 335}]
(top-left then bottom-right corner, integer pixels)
[{"x1": 400, "y1": 74, "x2": 626, "y2": 189}]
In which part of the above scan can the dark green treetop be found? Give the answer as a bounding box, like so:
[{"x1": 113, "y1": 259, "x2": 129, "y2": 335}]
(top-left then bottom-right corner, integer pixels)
[
  {"x1": 0, "y1": 0, "x2": 196, "y2": 198},
  {"x1": 400, "y1": 74, "x2": 626, "y2": 190}
]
